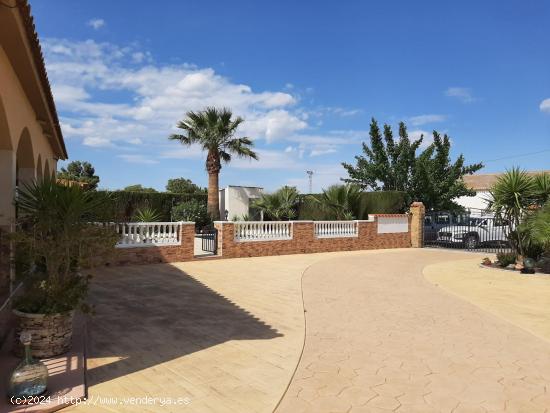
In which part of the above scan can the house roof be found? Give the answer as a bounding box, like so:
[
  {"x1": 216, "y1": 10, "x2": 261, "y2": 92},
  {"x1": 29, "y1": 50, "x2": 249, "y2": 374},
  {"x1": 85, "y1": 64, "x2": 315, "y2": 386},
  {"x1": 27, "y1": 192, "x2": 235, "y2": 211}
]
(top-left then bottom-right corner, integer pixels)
[
  {"x1": 464, "y1": 170, "x2": 550, "y2": 191},
  {"x1": 1, "y1": 0, "x2": 67, "y2": 159}
]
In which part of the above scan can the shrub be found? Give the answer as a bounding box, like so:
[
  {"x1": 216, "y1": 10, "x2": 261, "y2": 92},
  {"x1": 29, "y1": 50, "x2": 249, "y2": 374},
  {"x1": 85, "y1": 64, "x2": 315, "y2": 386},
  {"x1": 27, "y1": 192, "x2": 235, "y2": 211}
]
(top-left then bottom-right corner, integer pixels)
[
  {"x1": 171, "y1": 199, "x2": 211, "y2": 230},
  {"x1": 496, "y1": 252, "x2": 517, "y2": 268}
]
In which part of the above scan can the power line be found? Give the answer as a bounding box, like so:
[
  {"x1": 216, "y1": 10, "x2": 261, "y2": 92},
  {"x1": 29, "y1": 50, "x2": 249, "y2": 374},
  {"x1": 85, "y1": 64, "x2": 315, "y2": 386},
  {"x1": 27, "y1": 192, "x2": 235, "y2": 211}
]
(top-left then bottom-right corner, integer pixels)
[{"x1": 481, "y1": 148, "x2": 550, "y2": 163}]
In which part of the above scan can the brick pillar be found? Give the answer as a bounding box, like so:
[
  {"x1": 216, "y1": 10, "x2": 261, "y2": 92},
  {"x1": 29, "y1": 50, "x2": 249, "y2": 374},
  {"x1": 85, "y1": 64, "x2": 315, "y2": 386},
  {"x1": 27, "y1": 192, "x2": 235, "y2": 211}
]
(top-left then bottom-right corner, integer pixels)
[
  {"x1": 409, "y1": 202, "x2": 425, "y2": 248},
  {"x1": 180, "y1": 222, "x2": 196, "y2": 260},
  {"x1": 293, "y1": 221, "x2": 314, "y2": 254},
  {"x1": 214, "y1": 222, "x2": 226, "y2": 256}
]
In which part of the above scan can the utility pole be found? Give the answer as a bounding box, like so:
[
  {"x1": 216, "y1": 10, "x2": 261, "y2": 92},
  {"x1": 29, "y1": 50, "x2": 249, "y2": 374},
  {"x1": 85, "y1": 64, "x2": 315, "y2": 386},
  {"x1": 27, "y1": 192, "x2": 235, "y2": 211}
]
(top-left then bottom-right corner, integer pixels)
[{"x1": 306, "y1": 170, "x2": 313, "y2": 194}]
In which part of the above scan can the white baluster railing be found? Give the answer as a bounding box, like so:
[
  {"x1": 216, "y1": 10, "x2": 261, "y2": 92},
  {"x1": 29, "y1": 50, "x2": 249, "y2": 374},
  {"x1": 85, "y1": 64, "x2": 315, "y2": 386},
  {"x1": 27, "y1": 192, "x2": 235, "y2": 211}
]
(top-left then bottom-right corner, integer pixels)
[
  {"x1": 112, "y1": 222, "x2": 184, "y2": 248},
  {"x1": 234, "y1": 221, "x2": 293, "y2": 242},
  {"x1": 314, "y1": 221, "x2": 358, "y2": 238}
]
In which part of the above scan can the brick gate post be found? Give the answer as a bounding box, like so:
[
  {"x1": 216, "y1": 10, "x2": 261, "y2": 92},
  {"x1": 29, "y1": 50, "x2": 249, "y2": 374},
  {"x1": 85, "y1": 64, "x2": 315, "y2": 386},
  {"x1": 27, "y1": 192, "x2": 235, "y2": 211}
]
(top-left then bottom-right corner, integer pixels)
[{"x1": 409, "y1": 202, "x2": 425, "y2": 248}]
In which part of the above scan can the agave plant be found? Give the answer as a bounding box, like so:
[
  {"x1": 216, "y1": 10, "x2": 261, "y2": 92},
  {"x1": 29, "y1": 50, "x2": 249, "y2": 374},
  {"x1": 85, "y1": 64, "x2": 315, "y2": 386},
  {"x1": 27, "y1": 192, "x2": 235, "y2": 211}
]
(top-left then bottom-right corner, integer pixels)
[
  {"x1": 133, "y1": 206, "x2": 162, "y2": 222},
  {"x1": 312, "y1": 184, "x2": 361, "y2": 220}
]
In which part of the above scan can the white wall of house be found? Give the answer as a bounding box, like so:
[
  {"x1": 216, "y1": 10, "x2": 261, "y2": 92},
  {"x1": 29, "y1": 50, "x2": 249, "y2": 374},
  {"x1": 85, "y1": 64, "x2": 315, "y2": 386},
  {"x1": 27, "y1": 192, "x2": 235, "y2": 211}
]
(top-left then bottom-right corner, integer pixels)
[
  {"x1": 455, "y1": 190, "x2": 492, "y2": 215},
  {"x1": 219, "y1": 186, "x2": 263, "y2": 220}
]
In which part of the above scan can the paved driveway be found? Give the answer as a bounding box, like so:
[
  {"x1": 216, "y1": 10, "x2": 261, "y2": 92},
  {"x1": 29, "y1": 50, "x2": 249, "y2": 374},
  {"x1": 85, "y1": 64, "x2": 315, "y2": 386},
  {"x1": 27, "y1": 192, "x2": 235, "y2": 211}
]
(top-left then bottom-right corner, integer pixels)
[{"x1": 276, "y1": 250, "x2": 550, "y2": 413}]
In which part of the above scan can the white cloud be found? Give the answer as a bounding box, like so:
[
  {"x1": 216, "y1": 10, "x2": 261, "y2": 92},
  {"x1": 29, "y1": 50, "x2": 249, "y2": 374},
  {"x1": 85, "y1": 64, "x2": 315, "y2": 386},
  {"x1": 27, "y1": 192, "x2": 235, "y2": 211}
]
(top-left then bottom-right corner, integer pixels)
[
  {"x1": 117, "y1": 154, "x2": 159, "y2": 164},
  {"x1": 310, "y1": 145, "x2": 338, "y2": 157},
  {"x1": 231, "y1": 149, "x2": 300, "y2": 170},
  {"x1": 539, "y1": 98, "x2": 550, "y2": 113},
  {"x1": 445, "y1": 87, "x2": 475, "y2": 103},
  {"x1": 87, "y1": 19, "x2": 105, "y2": 30},
  {"x1": 43, "y1": 38, "x2": 306, "y2": 150},
  {"x1": 83, "y1": 136, "x2": 112, "y2": 147},
  {"x1": 409, "y1": 114, "x2": 447, "y2": 126}
]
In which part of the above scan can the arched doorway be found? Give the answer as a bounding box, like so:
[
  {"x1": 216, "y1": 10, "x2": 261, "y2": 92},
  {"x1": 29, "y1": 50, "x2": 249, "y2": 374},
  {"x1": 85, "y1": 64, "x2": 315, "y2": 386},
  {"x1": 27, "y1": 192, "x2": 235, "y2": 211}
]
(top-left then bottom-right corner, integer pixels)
[
  {"x1": 44, "y1": 158, "x2": 51, "y2": 179},
  {"x1": 36, "y1": 154, "x2": 43, "y2": 180},
  {"x1": 0, "y1": 95, "x2": 15, "y2": 228},
  {"x1": 16, "y1": 127, "x2": 35, "y2": 188}
]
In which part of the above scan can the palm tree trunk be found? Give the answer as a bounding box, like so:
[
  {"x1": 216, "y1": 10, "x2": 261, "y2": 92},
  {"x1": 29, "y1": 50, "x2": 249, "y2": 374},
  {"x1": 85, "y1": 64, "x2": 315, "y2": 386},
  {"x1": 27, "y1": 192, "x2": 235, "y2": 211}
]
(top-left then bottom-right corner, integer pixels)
[{"x1": 207, "y1": 171, "x2": 220, "y2": 221}]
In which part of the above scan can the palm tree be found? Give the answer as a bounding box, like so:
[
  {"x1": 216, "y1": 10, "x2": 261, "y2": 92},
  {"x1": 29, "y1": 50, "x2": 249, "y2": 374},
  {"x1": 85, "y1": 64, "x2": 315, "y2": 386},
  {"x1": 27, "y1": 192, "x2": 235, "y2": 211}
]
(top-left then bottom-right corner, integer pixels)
[
  {"x1": 253, "y1": 186, "x2": 299, "y2": 220},
  {"x1": 170, "y1": 107, "x2": 258, "y2": 220},
  {"x1": 313, "y1": 184, "x2": 361, "y2": 220}
]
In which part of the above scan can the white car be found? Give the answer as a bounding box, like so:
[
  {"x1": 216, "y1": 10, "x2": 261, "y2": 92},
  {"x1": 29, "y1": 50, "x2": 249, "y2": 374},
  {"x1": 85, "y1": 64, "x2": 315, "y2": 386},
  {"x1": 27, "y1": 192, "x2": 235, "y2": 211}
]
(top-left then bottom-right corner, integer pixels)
[{"x1": 437, "y1": 217, "x2": 511, "y2": 249}]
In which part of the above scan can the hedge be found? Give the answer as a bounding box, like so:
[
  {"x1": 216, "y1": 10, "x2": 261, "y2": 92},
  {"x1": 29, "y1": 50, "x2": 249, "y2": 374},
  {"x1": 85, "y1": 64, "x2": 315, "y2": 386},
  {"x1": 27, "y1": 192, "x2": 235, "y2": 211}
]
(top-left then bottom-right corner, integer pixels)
[
  {"x1": 297, "y1": 190, "x2": 407, "y2": 220},
  {"x1": 92, "y1": 191, "x2": 207, "y2": 222}
]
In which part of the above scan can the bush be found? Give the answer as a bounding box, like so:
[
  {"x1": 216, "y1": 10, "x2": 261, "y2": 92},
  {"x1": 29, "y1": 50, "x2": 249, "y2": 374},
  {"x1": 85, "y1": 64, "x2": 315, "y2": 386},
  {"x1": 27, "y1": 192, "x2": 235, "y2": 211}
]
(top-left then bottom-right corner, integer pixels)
[
  {"x1": 91, "y1": 190, "x2": 207, "y2": 222},
  {"x1": 171, "y1": 199, "x2": 211, "y2": 230},
  {"x1": 496, "y1": 252, "x2": 517, "y2": 268}
]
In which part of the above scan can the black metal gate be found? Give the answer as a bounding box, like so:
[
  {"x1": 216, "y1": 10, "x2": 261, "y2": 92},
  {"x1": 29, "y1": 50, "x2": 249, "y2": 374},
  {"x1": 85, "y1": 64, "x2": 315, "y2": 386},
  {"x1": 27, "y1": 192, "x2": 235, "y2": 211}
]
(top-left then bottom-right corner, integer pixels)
[
  {"x1": 200, "y1": 228, "x2": 218, "y2": 254},
  {"x1": 424, "y1": 211, "x2": 513, "y2": 254}
]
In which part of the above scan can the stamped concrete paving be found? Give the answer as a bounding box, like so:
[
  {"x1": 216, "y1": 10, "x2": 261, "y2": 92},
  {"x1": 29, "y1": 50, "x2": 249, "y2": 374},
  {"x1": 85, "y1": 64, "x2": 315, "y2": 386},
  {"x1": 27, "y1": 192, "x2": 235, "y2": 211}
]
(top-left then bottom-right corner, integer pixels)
[
  {"x1": 277, "y1": 249, "x2": 550, "y2": 413},
  {"x1": 69, "y1": 250, "x2": 392, "y2": 413}
]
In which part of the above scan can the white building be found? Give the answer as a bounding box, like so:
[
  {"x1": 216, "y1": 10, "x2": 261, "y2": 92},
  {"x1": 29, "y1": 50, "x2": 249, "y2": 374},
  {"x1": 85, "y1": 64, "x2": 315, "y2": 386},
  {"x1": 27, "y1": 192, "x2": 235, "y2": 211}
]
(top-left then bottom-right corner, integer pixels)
[
  {"x1": 455, "y1": 171, "x2": 550, "y2": 216},
  {"x1": 219, "y1": 185, "x2": 263, "y2": 221}
]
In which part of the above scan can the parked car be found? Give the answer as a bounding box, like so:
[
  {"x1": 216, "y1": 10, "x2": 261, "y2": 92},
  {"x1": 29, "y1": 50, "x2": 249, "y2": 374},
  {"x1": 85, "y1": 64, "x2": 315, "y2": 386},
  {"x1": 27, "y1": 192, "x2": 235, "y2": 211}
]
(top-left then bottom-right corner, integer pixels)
[
  {"x1": 436, "y1": 217, "x2": 511, "y2": 249},
  {"x1": 424, "y1": 212, "x2": 467, "y2": 241}
]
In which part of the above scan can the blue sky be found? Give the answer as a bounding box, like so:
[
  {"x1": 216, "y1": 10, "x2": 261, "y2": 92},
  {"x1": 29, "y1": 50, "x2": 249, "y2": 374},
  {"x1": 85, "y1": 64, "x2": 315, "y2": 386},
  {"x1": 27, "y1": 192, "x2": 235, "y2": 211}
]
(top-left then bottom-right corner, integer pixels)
[{"x1": 32, "y1": 0, "x2": 550, "y2": 192}]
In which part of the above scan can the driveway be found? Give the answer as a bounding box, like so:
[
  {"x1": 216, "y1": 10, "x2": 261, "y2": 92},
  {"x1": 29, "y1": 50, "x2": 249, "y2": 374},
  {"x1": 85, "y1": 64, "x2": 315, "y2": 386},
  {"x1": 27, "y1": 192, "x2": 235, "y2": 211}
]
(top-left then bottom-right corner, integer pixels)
[
  {"x1": 276, "y1": 249, "x2": 550, "y2": 413},
  {"x1": 71, "y1": 249, "x2": 550, "y2": 412}
]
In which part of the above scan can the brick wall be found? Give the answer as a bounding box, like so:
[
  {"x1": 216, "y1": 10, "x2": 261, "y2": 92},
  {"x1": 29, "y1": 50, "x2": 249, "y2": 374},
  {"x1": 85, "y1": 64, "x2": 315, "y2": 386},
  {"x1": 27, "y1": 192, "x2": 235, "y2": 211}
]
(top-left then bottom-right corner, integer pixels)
[
  {"x1": 104, "y1": 203, "x2": 426, "y2": 265},
  {"x1": 108, "y1": 223, "x2": 195, "y2": 266},
  {"x1": 214, "y1": 216, "x2": 411, "y2": 259}
]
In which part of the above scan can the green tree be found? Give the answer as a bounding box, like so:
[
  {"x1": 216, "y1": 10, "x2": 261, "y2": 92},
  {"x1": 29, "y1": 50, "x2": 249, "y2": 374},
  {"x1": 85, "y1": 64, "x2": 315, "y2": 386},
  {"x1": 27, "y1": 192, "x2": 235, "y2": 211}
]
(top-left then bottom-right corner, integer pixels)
[
  {"x1": 411, "y1": 132, "x2": 482, "y2": 210},
  {"x1": 170, "y1": 107, "x2": 258, "y2": 220},
  {"x1": 166, "y1": 178, "x2": 206, "y2": 194},
  {"x1": 123, "y1": 184, "x2": 157, "y2": 193},
  {"x1": 57, "y1": 160, "x2": 100, "y2": 190},
  {"x1": 342, "y1": 118, "x2": 482, "y2": 210}
]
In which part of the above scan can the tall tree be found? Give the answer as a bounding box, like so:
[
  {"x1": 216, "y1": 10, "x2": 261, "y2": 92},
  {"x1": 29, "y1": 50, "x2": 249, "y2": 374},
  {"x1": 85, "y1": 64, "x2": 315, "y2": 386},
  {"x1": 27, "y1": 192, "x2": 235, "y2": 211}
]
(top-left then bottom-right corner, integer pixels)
[
  {"x1": 123, "y1": 184, "x2": 157, "y2": 193},
  {"x1": 170, "y1": 107, "x2": 258, "y2": 220},
  {"x1": 342, "y1": 118, "x2": 483, "y2": 210},
  {"x1": 342, "y1": 119, "x2": 422, "y2": 193},
  {"x1": 57, "y1": 160, "x2": 100, "y2": 190},
  {"x1": 166, "y1": 178, "x2": 206, "y2": 194}
]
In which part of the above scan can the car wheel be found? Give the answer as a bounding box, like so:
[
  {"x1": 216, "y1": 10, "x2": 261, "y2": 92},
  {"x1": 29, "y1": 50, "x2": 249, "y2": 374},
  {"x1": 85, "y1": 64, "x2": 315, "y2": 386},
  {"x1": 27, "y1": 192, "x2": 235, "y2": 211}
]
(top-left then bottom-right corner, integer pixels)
[{"x1": 464, "y1": 235, "x2": 478, "y2": 249}]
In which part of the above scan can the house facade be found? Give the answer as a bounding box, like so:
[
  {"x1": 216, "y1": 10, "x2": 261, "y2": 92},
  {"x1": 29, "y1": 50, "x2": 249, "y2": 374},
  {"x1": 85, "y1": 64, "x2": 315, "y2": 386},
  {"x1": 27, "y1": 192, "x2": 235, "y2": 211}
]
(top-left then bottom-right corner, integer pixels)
[{"x1": 0, "y1": 0, "x2": 67, "y2": 330}]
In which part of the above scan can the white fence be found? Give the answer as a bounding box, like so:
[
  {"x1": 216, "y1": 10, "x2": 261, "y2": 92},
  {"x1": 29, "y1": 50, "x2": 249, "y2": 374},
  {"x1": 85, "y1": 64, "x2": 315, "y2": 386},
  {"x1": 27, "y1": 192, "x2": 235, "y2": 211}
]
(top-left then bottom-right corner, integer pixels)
[
  {"x1": 314, "y1": 221, "x2": 358, "y2": 238},
  {"x1": 104, "y1": 222, "x2": 185, "y2": 248},
  {"x1": 234, "y1": 221, "x2": 293, "y2": 242}
]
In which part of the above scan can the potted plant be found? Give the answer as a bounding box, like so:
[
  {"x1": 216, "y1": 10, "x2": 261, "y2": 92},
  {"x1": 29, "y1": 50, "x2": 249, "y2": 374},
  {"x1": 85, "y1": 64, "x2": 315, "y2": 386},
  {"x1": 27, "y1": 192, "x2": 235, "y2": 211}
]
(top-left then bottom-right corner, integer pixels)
[{"x1": 10, "y1": 178, "x2": 118, "y2": 358}]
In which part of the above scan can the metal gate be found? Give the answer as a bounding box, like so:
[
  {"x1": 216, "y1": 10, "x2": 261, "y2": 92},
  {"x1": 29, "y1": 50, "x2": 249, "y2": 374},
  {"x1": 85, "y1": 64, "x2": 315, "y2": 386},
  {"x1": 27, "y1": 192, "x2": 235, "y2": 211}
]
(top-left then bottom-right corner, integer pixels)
[
  {"x1": 424, "y1": 211, "x2": 513, "y2": 254},
  {"x1": 200, "y1": 228, "x2": 218, "y2": 254}
]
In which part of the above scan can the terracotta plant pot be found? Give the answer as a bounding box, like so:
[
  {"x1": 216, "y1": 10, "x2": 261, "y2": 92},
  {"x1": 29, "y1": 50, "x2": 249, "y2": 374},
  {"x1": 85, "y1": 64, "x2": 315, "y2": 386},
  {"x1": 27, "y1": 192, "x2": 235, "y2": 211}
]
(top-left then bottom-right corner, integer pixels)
[{"x1": 12, "y1": 310, "x2": 74, "y2": 358}]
